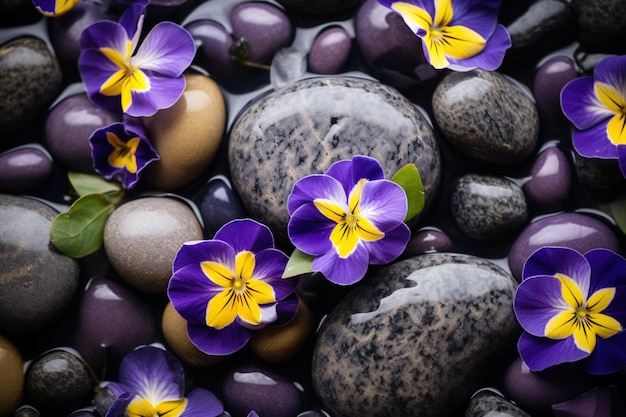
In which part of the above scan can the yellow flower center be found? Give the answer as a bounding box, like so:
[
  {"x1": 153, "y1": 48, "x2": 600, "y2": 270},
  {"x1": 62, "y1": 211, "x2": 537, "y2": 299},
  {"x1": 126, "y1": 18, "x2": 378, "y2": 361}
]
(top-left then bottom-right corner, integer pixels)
[
  {"x1": 314, "y1": 179, "x2": 384, "y2": 258},
  {"x1": 106, "y1": 131, "x2": 140, "y2": 173},
  {"x1": 201, "y1": 251, "x2": 276, "y2": 329},
  {"x1": 595, "y1": 81, "x2": 626, "y2": 146},
  {"x1": 127, "y1": 396, "x2": 188, "y2": 417},
  {"x1": 391, "y1": 0, "x2": 486, "y2": 69},
  {"x1": 99, "y1": 40, "x2": 150, "y2": 112},
  {"x1": 544, "y1": 273, "x2": 622, "y2": 353}
]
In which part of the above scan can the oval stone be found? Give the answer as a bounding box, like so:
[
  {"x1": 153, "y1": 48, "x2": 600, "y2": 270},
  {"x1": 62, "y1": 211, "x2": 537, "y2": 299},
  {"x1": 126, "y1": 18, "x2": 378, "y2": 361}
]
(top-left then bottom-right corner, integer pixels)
[
  {"x1": 432, "y1": 69, "x2": 539, "y2": 165},
  {"x1": 523, "y1": 144, "x2": 572, "y2": 211},
  {"x1": 275, "y1": 0, "x2": 360, "y2": 16},
  {"x1": 143, "y1": 74, "x2": 226, "y2": 190},
  {"x1": 194, "y1": 175, "x2": 249, "y2": 237},
  {"x1": 0, "y1": 37, "x2": 62, "y2": 135},
  {"x1": 0, "y1": 144, "x2": 53, "y2": 194},
  {"x1": 311, "y1": 253, "x2": 519, "y2": 417},
  {"x1": 572, "y1": 0, "x2": 626, "y2": 53},
  {"x1": 507, "y1": 212, "x2": 622, "y2": 281},
  {"x1": 103, "y1": 196, "x2": 204, "y2": 293},
  {"x1": 0, "y1": 335, "x2": 23, "y2": 417},
  {"x1": 466, "y1": 389, "x2": 531, "y2": 417},
  {"x1": 308, "y1": 26, "x2": 352, "y2": 75},
  {"x1": 403, "y1": 227, "x2": 453, "y2": 256},
  {"x1": 533, "y1": 56, "x2": 579, "y2": 133},
  {"x1": 0, "y1": 195, "x2": 79, "y2": 334},
  {"x1": 228, "y1": 76, "x2": 441, "y2": 242}
]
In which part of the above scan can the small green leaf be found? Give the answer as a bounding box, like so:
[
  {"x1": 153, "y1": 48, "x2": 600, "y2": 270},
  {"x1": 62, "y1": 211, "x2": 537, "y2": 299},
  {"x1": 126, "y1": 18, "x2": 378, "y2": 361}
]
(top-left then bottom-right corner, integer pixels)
[
  {"x1": 50, "y1": 191, "x2": 123, "y2": 258},
  {"x1": 68, "y1": 172, "x2": 121, "y2": 197},
  {"x1": 282, "y1": 248, "x2": 314, "y2": 278},
  {"x1": 608, "y1": 194, "x2": 626, "y2": 235},
  {"x1": 391, "y1": 163, "x2": 425, "y2": 223}
]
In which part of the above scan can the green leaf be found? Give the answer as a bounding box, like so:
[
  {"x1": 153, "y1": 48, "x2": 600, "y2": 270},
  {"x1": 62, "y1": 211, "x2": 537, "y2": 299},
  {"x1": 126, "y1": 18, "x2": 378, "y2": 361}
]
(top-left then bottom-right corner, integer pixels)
[
  {"x1": 282, "y1": 248, "x2": 314, "y2": 278},
  {"x1": 391, "y1": 163, "x2": 425, "y2": 223},
  {"x1": 68, "y1": 172, "x2": 121, "y2": 197},
  {"x1": 608, "y1": 194, "x2": 626, "y2": 235},
  {"x1": 50, "y1": 191, "x2": 124, "y2": 258}
]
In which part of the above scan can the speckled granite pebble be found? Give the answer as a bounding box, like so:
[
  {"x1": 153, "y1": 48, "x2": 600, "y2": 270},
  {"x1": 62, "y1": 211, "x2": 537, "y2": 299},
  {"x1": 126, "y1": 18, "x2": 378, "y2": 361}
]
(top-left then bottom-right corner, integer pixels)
[
  {"x1": 572, "y1": 0, "x2": 626, "y2": 54},
  {"x1": 432, "y1": 69, "x2": 538, "y2": 165},
  {"x1": 451, "y1": 174, "x2": 528, "y2": 242},
  {"x1": 466, "y1": 389, "x2": 531, "y2": 417},
  {"x1": 228, "y1": 76, "x2": 441, "y2": 242},
  {"x1": 0, "y1": 195, "x2": 79, "y2": 334},
  {"x1": 0, "y1": 37, "x2": 62, "y2": 135},
  {"x1": 312, "y1": 253, "x2": 519, "y2": 417}
]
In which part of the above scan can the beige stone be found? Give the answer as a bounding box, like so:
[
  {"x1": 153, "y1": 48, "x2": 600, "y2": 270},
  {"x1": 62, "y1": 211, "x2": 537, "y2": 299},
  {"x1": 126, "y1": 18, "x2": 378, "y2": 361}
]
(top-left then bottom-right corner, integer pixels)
[{"x1": 0, "y1": 335, "x2": 23, "y2": 417}]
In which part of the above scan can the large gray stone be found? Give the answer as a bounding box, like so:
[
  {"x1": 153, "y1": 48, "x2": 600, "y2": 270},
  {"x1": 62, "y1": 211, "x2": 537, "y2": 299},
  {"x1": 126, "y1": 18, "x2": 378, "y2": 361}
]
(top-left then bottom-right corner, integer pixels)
[
  {"x1": 311, "y1": 253, "x2": 519, "y2": 417},
  {"x1": 228, "y1": 75, "x2": 441, "y2": 243}
]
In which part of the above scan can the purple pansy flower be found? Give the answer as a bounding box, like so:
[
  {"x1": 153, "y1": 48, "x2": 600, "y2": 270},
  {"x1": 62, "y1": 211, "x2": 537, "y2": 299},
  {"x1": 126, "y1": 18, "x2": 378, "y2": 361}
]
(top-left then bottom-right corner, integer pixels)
[
  {"x1": 376, "y1": 0, "x2": 511, "y2": 71},
  {"x1": 561, "y1": 54, "x2": 626, "y2": 178},
  {"x1": 287, "y1": 156, "x2": 411, "y2": 286},
  {"x1": 31, "y1": 0, "x2": 79, "y2": 16},
  {"x1": 102, "y1": 345, "x2": 224, "y2": 417},
  {"x1": 89, "y1": 118, "x2": 159, "y2": 189},
  {"x1": 514, "y1": 246, "x2": 626, "y2": 375},
  {"x1": 167, "y1": 219, "x2": 299, "y2": 356},
  {"x1": 78, "y1": 2, "x2": 195, "y2": 117}
]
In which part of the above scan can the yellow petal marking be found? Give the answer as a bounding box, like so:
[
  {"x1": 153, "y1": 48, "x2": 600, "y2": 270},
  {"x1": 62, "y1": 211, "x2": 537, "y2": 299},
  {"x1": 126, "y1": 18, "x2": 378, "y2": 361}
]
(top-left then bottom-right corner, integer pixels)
[
  {"x1": 544, "y1": 273, "x2": 622, "y2": 353},
  {"x1": 202, "y1": 251, "x2": 276, "y2": 329},
  {"x1": 595, "y1": 81, "x2": 626, "y2": 145},
  {"x1": 106, "y1": 132, "x2": 140, "y2": 173},
  {"x1": 127, "y1": 396, "x2": 188, "y2": 417}
]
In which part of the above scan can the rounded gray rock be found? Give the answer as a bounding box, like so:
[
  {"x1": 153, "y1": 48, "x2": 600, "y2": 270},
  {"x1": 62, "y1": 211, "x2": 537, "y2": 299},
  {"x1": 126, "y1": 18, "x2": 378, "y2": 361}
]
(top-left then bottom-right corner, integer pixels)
[
  {"x1": 451, "y1": 174, "x2": 528, "y2": 242},
  {"x1": 432, "y1": 69, "x2": 539, "y2": 165},
  {"x1": 228, "y1": 76, "x2": 441, "y2": 242},
  {"x1": 466, "y1": 389, "x2": 531, "y2": 417},
  {"x1": 311, "y1": 253, "x2": 519, "y2": 417}
]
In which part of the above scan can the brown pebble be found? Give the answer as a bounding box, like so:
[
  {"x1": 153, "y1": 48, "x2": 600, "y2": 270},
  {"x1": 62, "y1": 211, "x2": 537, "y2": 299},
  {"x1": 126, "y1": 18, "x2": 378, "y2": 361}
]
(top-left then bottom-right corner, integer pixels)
[{"x1": 0, "y1": 335, "x2": 24, "y2": 417}]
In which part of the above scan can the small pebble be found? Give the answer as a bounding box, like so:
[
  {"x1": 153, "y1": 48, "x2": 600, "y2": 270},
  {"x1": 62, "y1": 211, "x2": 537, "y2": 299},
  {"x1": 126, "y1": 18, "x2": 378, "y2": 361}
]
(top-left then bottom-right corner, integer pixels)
[
  {"x1": 308, "y1": 26, "x2": 351, "y2": 74},
  {"x1": 0, "y1": 145, "x2": 53, "y2": 194},
  {"x1": 195, "y1": 175, "x2": 249, "y2": 237},
  {"x1": 522, "y1": 144, "x2": 572, "y2": 210},
  {"x1": 465, "y1": 388, "x2": 531, "y2": 417},
  {"x1": 0, "y1": 335, "x2": 24, "y2": 417},
  {"x1": 533, "y1": 56, "x2": 579, "y2": 132},
  {"x1": 403, "y1": 227, "x2": 453, "y2": 256}
]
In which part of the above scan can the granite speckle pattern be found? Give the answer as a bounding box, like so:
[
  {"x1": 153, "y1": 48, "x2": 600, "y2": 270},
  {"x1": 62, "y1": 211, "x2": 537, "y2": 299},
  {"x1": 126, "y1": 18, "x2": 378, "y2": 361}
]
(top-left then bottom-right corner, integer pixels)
[
  {"x1": 451, "y1": 174, "x2": 528, "y2": 242},
  {"x1": 572, "y1": 0, "x2": 626, "y2": 53},
  {"x1": 466, "y1": 389, "x2": 531, "y2": 417},
  {"x1": 432, "y1": 69, "x2": 538, "y2": 165},
  {"x1": 228, "y1": 76, "x2": 441, "y2": 242},
  {"x1": 311, "y1": 253, "x2": 519, "y2": 417}
]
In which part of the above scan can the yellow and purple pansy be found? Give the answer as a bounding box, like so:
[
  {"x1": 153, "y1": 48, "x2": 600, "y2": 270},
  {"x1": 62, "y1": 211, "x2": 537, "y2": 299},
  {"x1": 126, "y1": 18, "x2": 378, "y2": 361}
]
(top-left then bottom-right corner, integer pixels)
[
  {"x1": 102, "y1": 345, "x2": 224, "y2": 417},
  {"x1": 167, "y1": 219, "x2": 299, "y2": 356},
  {"x1": 78, "y1": 2, "x2": 195, "y2": 117},
  {"x1": 31, "y1": 0, "x2": 80, "y2": 16},
  {"x1": 561, "y1": 54, "x2": 626, "y2": 178},
  {"x1": 287, "y1": 156, "x2": 410, "y2": 286},
  {"x1": 514, "y1": 246, "x2": 626, "y2": 375},
  {"x1": 376, "y1": 0, "x2": 511, "y2": 71},
  {"x1": 89, "y1": 118, "x2": 158, "y2": 189}
]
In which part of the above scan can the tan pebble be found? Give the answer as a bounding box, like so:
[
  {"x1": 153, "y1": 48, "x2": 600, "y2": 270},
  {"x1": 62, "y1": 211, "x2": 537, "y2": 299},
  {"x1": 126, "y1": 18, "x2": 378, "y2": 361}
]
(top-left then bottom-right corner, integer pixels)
[
  {"x1": 162, "y1": 302, "x2": 224, "y2": 367},
  {"x1": 0, "y1": 335, "x2": 24, "y2": 417},
  {"x1": 249, "y1": 299, "x2": 313, "y2": 362},
  {"x1": 144, "y1": 74, "x2": 226, "y2": 190}
]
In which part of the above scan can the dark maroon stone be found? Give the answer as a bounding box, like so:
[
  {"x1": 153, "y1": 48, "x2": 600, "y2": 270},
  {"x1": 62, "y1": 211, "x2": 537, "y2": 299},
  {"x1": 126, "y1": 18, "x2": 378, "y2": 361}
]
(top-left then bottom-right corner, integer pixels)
[
  {"x1": 533, "y1": 55, "x2": 579, "y2": 132},
  {"x1": 308, "y1": 26, "x2": 352, "y2": 74},
  {"x1": 403, "y1": 227, "x2": 453, "y2": 256},
  {"x1": 195, "y1": 175, "x2": 248, "y2": 237},
  {"x1": 274, "y1": 0, "x2": 360, "y2": 17},
  {"x1": 0, "y1": 144, "x2": 53, "y2": 193},
  {"x1": 523, "y1": 144, "x2": 572, "y2": 210}
]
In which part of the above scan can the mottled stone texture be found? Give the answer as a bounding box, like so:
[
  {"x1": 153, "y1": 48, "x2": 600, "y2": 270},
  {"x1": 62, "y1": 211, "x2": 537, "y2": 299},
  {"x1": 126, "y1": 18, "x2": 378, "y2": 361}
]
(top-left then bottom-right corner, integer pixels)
[
  {"x1": 572, "y1": 0, "x2": 626, "y2": 54},
  {"x1": 228, "y1": 76, "x2": 441, "y2": 242},
  {"x1": 432, "y1": 69, "x2": 538, "y2": 165},
  {"x1": 465, "y1": 389, "x2": 531, "y2": 417},
  {"x1": 312, "y1": 253, "x2": 519, "y2": 417}
]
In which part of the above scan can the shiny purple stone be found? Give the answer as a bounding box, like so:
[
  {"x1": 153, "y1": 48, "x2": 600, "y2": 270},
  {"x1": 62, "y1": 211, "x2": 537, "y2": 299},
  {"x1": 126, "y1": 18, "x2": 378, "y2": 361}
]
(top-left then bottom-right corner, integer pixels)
[
  {"x1": 523, "y1": 144, "x2": 572, "y2": 210},
  {"x1": 195, "y1": 175, "x2": 248, "y2": 237},
  {"x1": 533, "y1": 55, "x2": 579, "y2": 132},
  {"x1": 403, "y1": 227, "x2": 453, "y2": 256},
  {"x1": 0, "y1": 144, "x2": 53, "y2": 193},
  {"x1": 308, "y1": 26, "x2": 352, "y2": 74}
]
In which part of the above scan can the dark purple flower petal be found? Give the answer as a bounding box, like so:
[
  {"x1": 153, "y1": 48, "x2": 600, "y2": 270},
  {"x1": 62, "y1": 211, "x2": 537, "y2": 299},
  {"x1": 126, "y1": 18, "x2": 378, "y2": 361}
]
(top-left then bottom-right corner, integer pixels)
[
  {"x1": 585, "y1": 249, "x2": 626, "y2": 293},
  {"x1": 447, "y1": 24, "x2": 511, "y2": 71},
  {"x1": 552, "y1": 385, "x2": 626, "y2": 417},
  {"x1": 118, "y1": 2, "x2": 146, "y2": 40},
  {"x1": 592, "y1": 54, "x2": 626, "y2": 92},
  {"x1": 325, "y1": 155, "x2": 385, "y2": 196},
  {"x1": 31, "y1": 0, "x2": 78, "y2": 16},
  {"x1": 518, "y1": 332, "x2": 589, "y2": 372},
  {"x1": 253, "y1": 249, "x2": 295, "y2": 300},
  {"x1": 359, "y1": 180, "x2": 407, "y2": 232},
  {"x1": 364, "y1": 223, "x2": 411, "y2": 264},
  {"x1": 449, "y1": 0, "x2": 501, "y2": 39},
  {"x1": 274, "y1": 292, "x2": 300, "y2": 326},
  {"x1": 561, "y1": 77, "x2": 611, "y2": 131},
  {"x1": 172, "y1": 240, "x2": 235, "y2": 275},
  {"x1": 572, "y1": 121, "x2": 620, "y2": 159},
  {"x1": 582, "y1": 330, "x2": 626, "y2": 375},
  {"x1": 287, "y1": 174, "x2": 345, "y2": 216},
  {"x1": 125, "y1": 73, "x2": 186, "y2": 118},
  {"x1": 312, "y1": 243, "x2": 370, "y2": 286},
  {"x1": 522, "y1": 247, "x2": 591, "y2": 294},
  {"x1": 133, "y1": 22, "x2": 196, "y2": 78},
  {"x1": 514, "y1": 275, "x2": 566, "y2": 336},
  {"x1": 187, "y1": 321, "x2": 250, "y2": 356},
  {"x1": 214, "y1": 219, "x2": 275, "y2": 254},
  {"x1": 183, "y1": 388, "x2": 224, "y2": 417},
  {"x1": 288, "y1": 203, "x2": 335, "y2": 256},
  {"x1": 103, "y1": 390, "x2": 131, "y2": 417}
]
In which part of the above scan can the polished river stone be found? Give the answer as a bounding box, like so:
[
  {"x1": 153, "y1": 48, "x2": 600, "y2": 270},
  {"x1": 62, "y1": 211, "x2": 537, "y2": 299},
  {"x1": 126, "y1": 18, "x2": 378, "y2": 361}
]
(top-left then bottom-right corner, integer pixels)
[
  {"x1": 311, "y1": 253, "x2": 519, "y2": 417},
  {"x1": 228, "y1": 75, "x2": 441, "y2": 242}
]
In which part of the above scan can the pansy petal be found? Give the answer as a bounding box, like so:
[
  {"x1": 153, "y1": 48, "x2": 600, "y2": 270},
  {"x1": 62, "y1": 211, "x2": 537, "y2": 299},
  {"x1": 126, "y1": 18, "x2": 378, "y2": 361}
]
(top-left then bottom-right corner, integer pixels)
[
  {"x1": 518, "y1": 332, "x2": 589, "y2": 372},
  {"x1": 274, "y1": 293, "x2": 300, "y2": 325},
  {"x1": 206, "y1": 290, "x2": 243, "y2": 328},
  {"x1": 182, "y1": 388, "x2": 224, "y2": 417},
  {"x1": 287, "y1": 175, "x2": 346, "y2": 215},
  {"x1": 125, "y1": 73, "x2": 185, "y2": 117},
  {"x1": 117, "y1": 346, "x2": 185, "y2": 401},
  {"x1": 446, "y1": 24, "x2": 511, "y2": 72},
  {"x1": 585, "y1": 248, "x2": 626, "y2": 293},
  {"x1": 102, "y1": 390, "x2": 131, "y2": 417},
  {"x1": 173, "y1": 240, "x2": 235, "y2": 275},
  {"x1": 514, "y1": 275, "x2": 568, "y2": 336},
  {"x1": 358, "y1": 180, "x2": 408, "y2": 232},
  {"x1": 592, "y1": 54, "x2": 626, "y2": 92},
  {"x1": 571, "y1": 121, "x2": 619, "y2": 159},
  {"x1": 312, "y1": 243, "x2": 369, "y2": 286},
  {"x1": 288, "y1": 203, "x2": 335, "y2": 255},
  {"x1": 253, "y1": 249, "x2": 296, "y2": 300},
  {"x1": 583, "y1": 330, "x2": 626, "y2": 374},
  {"x1": 561, "y1": 77, "x2": 613, "y2": 130},
  {"x1": 118, "y1": 2, "x2": 146, "y2": 40},
  {"x1": 522, "y1": 247, "x2": 591, "y2": 296},
  {"x1": 132, "y1": 22, "x2": 196, "y2": 77},
  {"x1": 447, "y1": 0, "x2": 500, "y2": 39},
  {"x1": 187, "y1": 321, "x2": 250, "y2": 356},
  {"x1": 599, "y1": 286, "x2": 626, "y2": 328},
  {"x1": 168, "y1": 264, "x2": 222, "y2": 324},
  {"x1": 214, "y1": 219, "x2": 275, "y2": 254},
  {"x1": 245, "y1": 279, "x2": 277, "y2": 305},
  {"x1": 325, "y1": 155, "x2": 385, "y2": 196},
  {"x1": 364, "y1": 223, "x2": 411, "y2": 264},
  {"x1": 32, "y1": 0, "x2": 79, "y2": 16}
]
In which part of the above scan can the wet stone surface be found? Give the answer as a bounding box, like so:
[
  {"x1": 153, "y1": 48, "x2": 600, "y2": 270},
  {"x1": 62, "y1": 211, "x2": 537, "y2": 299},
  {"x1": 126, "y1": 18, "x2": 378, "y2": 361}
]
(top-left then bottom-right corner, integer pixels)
[
  {"x1": 312, "y1": 253, "x2": 519, "y2": 417},
  {"x1": 466, "y1": 389, "x2": 531, "y2": 417}
]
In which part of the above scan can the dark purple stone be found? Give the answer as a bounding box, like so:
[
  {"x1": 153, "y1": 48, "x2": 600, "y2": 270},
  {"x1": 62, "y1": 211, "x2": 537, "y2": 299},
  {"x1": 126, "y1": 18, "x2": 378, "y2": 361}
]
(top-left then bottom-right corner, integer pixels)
[
  {"x1": 195, "y1": 175, "x2": 248, "y2": 237},
  {"x1": 523, "y1": 144, "x2": 572, "y2": 210},
  {"x1": 274, "y1": 0, "x2": 360, "y2": 16},
  {"x1": 403, "y1": 227, "x2": 453, "y2": 256},
  {"x1": 507, "y1": 212, "x2": 621, "y2": 281},
  {"x1": 533, "y1": 55, "x2": 579, "y2": 132},
  {"x1": 502, "y1": 356, "x2": 602, "y2": 416},
  {"x1": 45, "y1": 93, "x2": 120, "y2": 172},
  {"x1": 0, "y1": 144, "x2": 53, "y2": 193},
  {"x1": 73, "y1": 276, "x2": 157, "y2": 375},
  {"x1": 220, "y1": 363, "x2": 303, "y2": 417},
  {"x1": 552, "y1": 385, "x2": 626, "y2": 417},
  {"x1": 308, "y1": 26, "x2": 351, "y2": 74}
]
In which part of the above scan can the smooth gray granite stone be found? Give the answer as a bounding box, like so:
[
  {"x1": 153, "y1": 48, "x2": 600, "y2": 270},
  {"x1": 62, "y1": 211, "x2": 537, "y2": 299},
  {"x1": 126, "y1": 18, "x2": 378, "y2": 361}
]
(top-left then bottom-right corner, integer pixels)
[
  {"x1": 432, "y1": 69, "x2": 538, "y2": 165},
  {"x1": 311, "y1": 253, "x2": 519, "y2": 417},
  {"x1": 451, "y1": 174, "x2": 528, "y2": 242},
  {"x1": 465, "y1": 389, "x2": 531, "y2": 417},
  {"x1": 228, "y1": 75, "x2": 441, "y2": 242}
]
